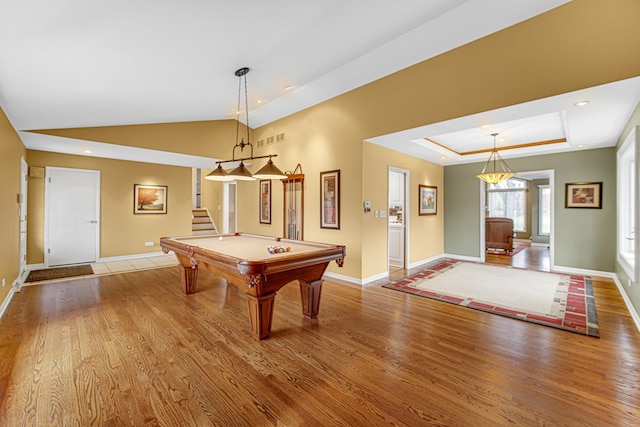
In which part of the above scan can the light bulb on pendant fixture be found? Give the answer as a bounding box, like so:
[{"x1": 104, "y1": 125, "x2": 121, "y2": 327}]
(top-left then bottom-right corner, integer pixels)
[{"x1": 475, "y1": 133, "x2": 514, "y2": 184}]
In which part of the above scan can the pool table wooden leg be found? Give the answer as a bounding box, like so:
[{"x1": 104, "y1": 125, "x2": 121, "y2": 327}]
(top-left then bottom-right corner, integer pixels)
[
  {"x1": 299, "y1": 279, "x2": 323, "y2": 319},
  {"x1": 246, "y1": 293, "x2": 276, "y2": 340},
  {"x1": 178, "y1": 265, "x2": 198, "y2": 294}
]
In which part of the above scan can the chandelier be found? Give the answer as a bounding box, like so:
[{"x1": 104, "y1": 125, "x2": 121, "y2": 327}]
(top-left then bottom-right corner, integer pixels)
[
  {"x1": 205, "y1": 67, "x2": 286, "y2": 181},
  {"x1": 475, "y1": 133, "x2": 514, "y2": 184}
]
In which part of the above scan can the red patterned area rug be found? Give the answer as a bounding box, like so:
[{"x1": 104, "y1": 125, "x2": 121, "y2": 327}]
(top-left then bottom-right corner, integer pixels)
[
  {"x1": 486, "y1": 243, "x2": 528, "y2": 256},
  {"x1": 383, "y1": 260, "x2": 600, "y2": 337}
]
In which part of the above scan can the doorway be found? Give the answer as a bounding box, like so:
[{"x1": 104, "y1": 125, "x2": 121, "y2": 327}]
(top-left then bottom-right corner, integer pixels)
[
  {"x1": 388, "y1": 167, "x2": 409, "y2": 269},
  {"x1": 45, "y1": 167, "x2": 101, "y2": 266},
  {"x1": 480, "y1": 169, "x2": 554, "y2": 271},
  {"x1": 222, "y1": 181, "x2": 237, "y2": 234}
]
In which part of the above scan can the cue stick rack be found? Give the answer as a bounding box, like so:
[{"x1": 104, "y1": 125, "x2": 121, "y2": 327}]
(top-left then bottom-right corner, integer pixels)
[{"x1": 281, "y1": 164, "x2": 304, "y2": 240}]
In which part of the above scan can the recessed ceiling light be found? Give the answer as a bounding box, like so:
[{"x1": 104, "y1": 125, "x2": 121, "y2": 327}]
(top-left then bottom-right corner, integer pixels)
[
  {"x1": 482, "y1": 124, "x2": 491, "y2": 129},
  {"x1": 84, "y1": 150, "x2": 91, "y2": 154},
  {"x1": 257, "y1": 99, "x2": 263, "y2": 104},
  {"x1": 575, "y1": 100, "x2": 589, "y2": 107},
  {"x1": 578, "y1": 144, "x2": 584, "y2": 148},
  {"x1": 498, "y1": 138, "x2": 505, "y2": 142},
  {"x1": 283, "y1": 85, "x2": 292, "y2": 91},
  {"x1": 440, "y1": 156, "x2": 446, "y2": 160}
]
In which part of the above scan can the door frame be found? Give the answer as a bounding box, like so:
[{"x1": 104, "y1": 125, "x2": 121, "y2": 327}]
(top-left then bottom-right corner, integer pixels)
[
  {"x1": 388, "y1": 166, "x2": 410, "y2": 270},
  {"x1": 221, "y1": 180, "x2": 237, "y2": 234},
  {"x1": 479, "y1": 169, "x2": 555, "y2": 269},
  {"x1": 44, "y1": 166, "x2": 101, "y2": 267},
  {"x1": 18, "y1": 157, "x2": 28, "y2": 285}
]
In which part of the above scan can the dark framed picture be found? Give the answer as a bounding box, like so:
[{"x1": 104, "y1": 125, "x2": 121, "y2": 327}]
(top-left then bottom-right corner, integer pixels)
[
  {"x1": 419, "y1": 185, "x2": 437, "y2": 215},
  {"x1": 565, "y1": 182, "x2": 602, "y2": 209},
  {"x1": 259, "y1": 179, "x2": 271, "y2": 224},
  {"x1": 134, "y1": 184, "x2": 167, "y2": 214},
  {"x1": 320, "y1": 169, "x2": 340, "y2": 229}
]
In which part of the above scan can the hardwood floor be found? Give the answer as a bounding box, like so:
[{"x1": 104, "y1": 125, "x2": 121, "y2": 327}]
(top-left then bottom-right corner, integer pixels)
[
  {"x1": 1, "y1": 259, "x2": 638, "y2": 426},
  {"x1": 485, "y1": 244, "x2": 551, "y2": 272}
]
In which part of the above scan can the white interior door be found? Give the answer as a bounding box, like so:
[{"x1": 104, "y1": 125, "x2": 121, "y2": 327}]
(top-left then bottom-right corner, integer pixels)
[
  {"x1": 388, "y1": 168, "x2": 408, "y2": 269},
  {"x1": 45, "y1": 167, "x2": 100, "y2": 266},
  {"x1": 19, "y1": 158, "x2": 28, "y2": 280}
]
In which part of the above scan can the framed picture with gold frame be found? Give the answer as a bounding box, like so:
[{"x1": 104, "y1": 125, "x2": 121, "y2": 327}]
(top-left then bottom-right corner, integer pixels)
[
  {"x1": 419, "y1": 185, "x2": 437, "y2": 215},
  {"x1": 134, "y1": 184, "x2": 167, "y2": 214}
]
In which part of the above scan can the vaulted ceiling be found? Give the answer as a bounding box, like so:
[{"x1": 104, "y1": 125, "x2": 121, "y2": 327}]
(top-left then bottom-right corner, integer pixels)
[{"x1": 1, "y1": 0, "x2": 638, "y2": 167}]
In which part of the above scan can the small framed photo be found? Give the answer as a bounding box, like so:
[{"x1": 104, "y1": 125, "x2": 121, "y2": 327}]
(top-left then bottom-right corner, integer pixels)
[
  {"x1": 565, "y1": 182, "x2": 602, "y2": 209},
  {"x1": 321, "y1": 169, "x2": 340, "y2": 229},
  {"x1": 419, "y1": 185, "x2": 437, "y2": 216},
  {"x1": 259, "y1": 179, "x2": 271, "y2": 224},
  {"x1": 134, "y1": 184, "x2": 167, "y2": 214}
]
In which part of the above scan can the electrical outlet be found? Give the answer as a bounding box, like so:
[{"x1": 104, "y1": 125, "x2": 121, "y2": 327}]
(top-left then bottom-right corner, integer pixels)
[{"x1": 145, "y1": 242, "x2": 154, "y2": 247}]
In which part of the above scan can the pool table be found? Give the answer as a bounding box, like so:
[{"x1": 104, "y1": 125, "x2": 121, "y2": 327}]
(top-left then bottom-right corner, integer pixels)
[{"x1": 160, "y1": 233, "x2": 346, "y2": 340}]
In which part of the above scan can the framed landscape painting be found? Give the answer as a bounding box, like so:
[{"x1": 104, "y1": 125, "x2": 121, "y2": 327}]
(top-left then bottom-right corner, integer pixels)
[
  {"x1": 565, "y1": 182, "x2": 602, "y2": 209},
  {"x1": 419, "y1": 185, "x2": 437, "y2": 215},
  {"x1": 134, "y1": 184, "x2": 167, "y2": 214}
]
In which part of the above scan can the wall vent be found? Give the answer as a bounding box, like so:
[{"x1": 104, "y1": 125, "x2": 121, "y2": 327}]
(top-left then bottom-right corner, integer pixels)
[
  {"x1": 266, "y1": 136, "x2": 275, "y2": 145},
  {"x1": 256, "y1": 139, "x2": 265, "y2": 148},
  {"x1": 276, "y1": 132, "x2": 285, "y2": 143}
]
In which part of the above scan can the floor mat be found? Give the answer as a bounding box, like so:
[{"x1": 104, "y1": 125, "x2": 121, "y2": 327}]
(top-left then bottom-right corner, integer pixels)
[{"x1": 26, "y1": 265, "x2": 94, "y2": 282}]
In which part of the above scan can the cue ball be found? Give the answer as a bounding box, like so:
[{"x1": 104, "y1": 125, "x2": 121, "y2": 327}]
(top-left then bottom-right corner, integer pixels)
[{"x1": 218, "y1": 236, "x2": 223, "y2": 241}]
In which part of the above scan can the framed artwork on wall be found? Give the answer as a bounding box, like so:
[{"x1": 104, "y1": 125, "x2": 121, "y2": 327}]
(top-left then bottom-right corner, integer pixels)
[
  {"x1": 419, "y1": 185, "x2": 437, "y2": 215},
  {"x1": 565, "y1": 182, "x2": 602, "y2": 209},
  {"x1": 134, "y1": 184, "x2": 167, "y2": 214},
  {"x1": 320, "y1": 169, "x2": 340, "y2": 229},
  {"x1": 259, "y1": 179, "x2": 271, "y2": 224}
]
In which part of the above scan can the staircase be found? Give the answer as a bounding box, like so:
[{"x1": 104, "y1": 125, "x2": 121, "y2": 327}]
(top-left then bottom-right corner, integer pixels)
[{"x1": 192, "y1": 208, "x2": 218, "y2": 236}]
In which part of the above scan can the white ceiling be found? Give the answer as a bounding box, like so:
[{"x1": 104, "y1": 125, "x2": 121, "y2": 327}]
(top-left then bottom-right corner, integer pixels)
[
  {"x1": 1, "y1": 0, "x2": 638, "y2": 168},
  {"x1": 368, "y1": 76, "x2": 640, "y2": 165}
]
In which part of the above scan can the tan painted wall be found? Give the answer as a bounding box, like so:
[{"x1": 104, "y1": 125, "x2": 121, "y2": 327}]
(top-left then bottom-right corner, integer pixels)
[
  {"x1": 243, "y1": 102, "x2": 366, "y2": 279},
  {"x1": 200, "y1": 169, "x2": 224, "y2": 233},
  {"x1": 32, "y1": 120, "x2": 239, "y2": 159},
  {"x1": 362, "y1": 143, "x2": 444, "y2": 278},
  {"x1": 0, "y1": 106, "x2": 27, "y2": 303},
  {"x1": 26, "y1": 151, "x2": 192, "y2": 263},
  {"x1": 11, "y1": 0, "x2": 640, "y2": 282}
]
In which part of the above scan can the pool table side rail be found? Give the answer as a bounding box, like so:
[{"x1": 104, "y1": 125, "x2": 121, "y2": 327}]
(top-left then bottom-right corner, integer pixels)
[{"x1": 159, "y1": 236, "x2": 346, "y2": 277}]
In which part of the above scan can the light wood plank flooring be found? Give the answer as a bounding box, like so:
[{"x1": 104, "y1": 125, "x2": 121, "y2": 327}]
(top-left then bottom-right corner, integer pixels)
[
  {"x1": 485, "y1": 244, "x2": 551, "y2": 272},
  {"x1": 1, "y1": 259, "x2": 638, "y2": 426}
]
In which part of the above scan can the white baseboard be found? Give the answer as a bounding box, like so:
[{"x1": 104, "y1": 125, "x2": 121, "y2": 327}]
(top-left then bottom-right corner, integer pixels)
[
  {"x1": 324, "y1": 271, "x2": 380, "y2": 287},
  {"x1": 407, "y1": 253, "x2": 446, "y2": 270},
  {"x1": 531, "y1": 242, "x2": 550, "y2": 247},
  {"x1": 0, "y1": 278, "x2": 19, "y2": 319},
  {"x1": 612, "y1": 276, "x2": 640, "y2": 333},
  {"x1": 551, "y1": 264, "x2": 617, "y2": 279},
  {"x1": 25, "y1": 252, "x2": 171, "y2": 272},
  {"x1": 26, "y1": 263, "x2": 45, "y2": 272},
  {"x1": 443, "y1": 253, "x2": 482, "y2": 263}
]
